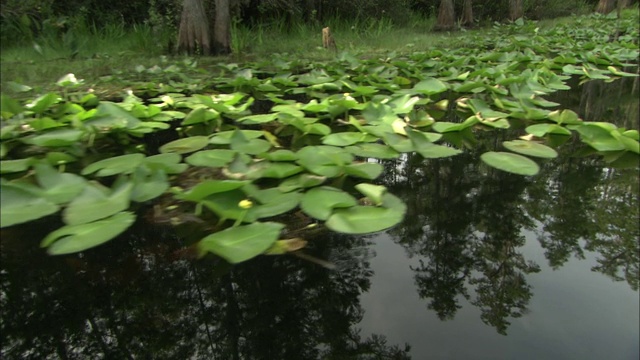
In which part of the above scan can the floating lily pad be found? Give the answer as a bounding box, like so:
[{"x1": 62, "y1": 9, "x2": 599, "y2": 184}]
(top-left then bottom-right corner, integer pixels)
[
  {"x1": 179, "y1": 180, "x2": 249, "y2": 202},
  {"x1": 41, "y1": 212, "x2": 136, "y2": 255},
  {"x1": 354, "y1": 183, "x2": 387, "y2": 205},
  {"x1": 326, "y1": 193, "x2": 406, "y2": 234},
  {"x1": 481, "y1": 151, "x2": 540, "y2": 176},
  {"x1": 186, "y1": 149, "x2": 236, "y2": 167},
  {"x1": 197, "y1": 222, "x2": 284, "y2": 263},
  {"x1": 81, "y1": 154, "x2": 145, "y2": 177},
  {"x1": 35, "y1": 163, "x2": 87, "y2": 204},
  {"x1": 63, "y1": 181, "x2": 133, "y2": 225},
  {"x1": 160, "y1": 136, "x2": 209, "y2": 154},
  {"x1": 503, "y1": 140, "x2": 558, "y2": 158},
  {"x1": 300, "y1": 186, "x2": 358, "y2": 221},
  {"x1": 1, "y1": 183, "x2": 60, "y2": 228}
]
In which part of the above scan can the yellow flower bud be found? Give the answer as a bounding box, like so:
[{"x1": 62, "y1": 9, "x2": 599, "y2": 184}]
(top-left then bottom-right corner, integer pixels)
[{"x1": 238, "y1": 199, "x2": 253, "y2": 209}]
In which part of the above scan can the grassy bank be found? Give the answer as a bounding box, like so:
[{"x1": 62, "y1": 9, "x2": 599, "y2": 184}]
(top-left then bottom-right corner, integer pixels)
[{"x1": 1, "y1": 8, "x2": 638, "y2": 97}]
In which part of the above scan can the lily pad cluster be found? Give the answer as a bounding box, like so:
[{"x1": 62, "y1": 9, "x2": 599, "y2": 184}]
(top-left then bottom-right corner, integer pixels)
[{"x1": 1, "y1": 13, "x2": 638, "y2": 262}]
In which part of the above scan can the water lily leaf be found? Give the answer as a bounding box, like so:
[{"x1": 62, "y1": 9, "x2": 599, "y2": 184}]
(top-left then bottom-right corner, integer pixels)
[
  {"x1": 343, "y1": 162, "x2": 383, "y2": 179},
  {"x1": 26, "y1": 93, "x2": 60, "y2": 114},
  {"x1": 22, "y1": 129, "x2": 84, "y2": 147},
  {"x1": 503, "y1": 140, "x2": 558, "y2": 158},
  {"x1": 130, "y1": 168, "x2": 169, "y2": 202},
  {"x1": 245, "y1": 189, "x2": 302, "y2": 221},
  {"x1": 259, "y1": 162, "x2": 303, "y2": 178},
  {"x1": 413, "y1": 78, "x2": 448, "y2": 95},
  {"x1": 481, "y1": 151, "x2": 540, "y2": 176},
  {"x1": 355, "y1": 183, "x2": 387, "y2": 205},
  {"x1": 143, "y1": 153, "x2": 188, "y2": 174},
  {"x1": 345, "y1": 143, "x2": 400, "y2": 159},
  {"x1": 525, "y1": 123, "x2": 571, "y2": 136},
  {"x1": 388, "y1": 95, "x2": 420, "y2": 114},
  {"x1": 278, "y1": 174, "x2": 326, "y2": 192},
  {"x1": 35, "y1": 163, "x2": 87, "y2": 204},
  {"x1": 622, "y1": 130, "x2": 639, "y2": 140},
  {"x1": 198, "y1": 222, "x2": 284, "y2": 263},
  {"x1": 547, "y1": 109, "x2": 582, "y2": 125},
  {"x1": 1, "y1": 95, "x2": 24, "y2": 118},
  {"x1": 322, "y1": 132, "x2": 377, "y2": 146},
  {"x1": 160, "y1": 136, "x2": 209, "y2": 154},
  {"x1": 260, "y1": 150, "x2": 297, "y2": 161},
  {"x1": 570, "y1": 124, "x2": 625, "y2": 152},
  {"x1": 179, "y1": 180, "x2": 249, "y2": 202},
  {"x1": 186, "y1": 149, "x2": 236, "y2": 167},
  {"x1": 181, "y1": 107, "x2": 219, "y2": 125},
  {"x1": 407, "y1": 128, "x2": 462, "y2": 158},
  {"x1": 41, "y1": 212, "x2": 135, "y2": 255},
  {"x1": 81, "y1": 154, "x2": 145, "y2": 177},
  {"x1": 210, "y1": 130, "x2": 264, "y2": 144},
  {"x1": 237, "y1": 113, "x2": 277, "y2": 124},
  {"x1": 300, "y1": 186, "x2": 358, "y2": 220},
  {"x1": 63, "y1": 181, "x2": 133, "y2": 225},
  {"x1": 326, "y1": 193, "x2": 406, "y2": 234},
  {"x1": 611, "y1": 131, "x2": 640, "y2": 154},
  {"x1": 93, "y1": 102, "x2": 141, "y2": 129},
  {"x1": 264, "y1": 238, "x2": 308, "y2": 255},
  {"x1": 1, "y1": 183, "x2": 60, "y2": 227},
  {"x1": 296, "y1": 146, "x2": 353, "y2": 177},
  {"x1": 230, "y1": 129, "x2": 271, "y2": 155},
  {"x1": 0, "y1": 158, "x2": 33, "y2": 173}
]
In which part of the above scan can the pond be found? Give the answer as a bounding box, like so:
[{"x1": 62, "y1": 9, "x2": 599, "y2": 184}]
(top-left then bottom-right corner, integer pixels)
[{"x1": 1, "y1": 76, "x2": 638, "y2": 359}]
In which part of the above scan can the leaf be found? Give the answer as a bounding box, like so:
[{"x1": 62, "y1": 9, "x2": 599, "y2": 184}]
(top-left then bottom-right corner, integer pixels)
[
  {"x1": 143, "y1": 153, "x2": 188, "y2": 174},
  {"x1": 63, "y1": 181, "x2": 133, "y2": 225},
  {"x1": 197, "y1": 222, "x2": 284, "y2": 263},
  {"x1": 0, "y1": 158, "x2": 33, "y2": 174},
  {"x1": 322, "y1": 132, "x2": 377, "y2": 146},
  {"x1": 209, "y1": 130, "x2": 264, "y2": 145},
  {"x1": 355, "y1": 183, "x2": 387, "y2": 205},
  {"x1": 35, "y1": 163, "x2": 87, "y2": 204},
  {"x1": 481, "y1": 151, "x2": 540, "y2": 176},
  {"x1": 345, "y1": 143, "x2": 400, "y2": 159},
  {"x1": 300, "y1": 186, "x2": 358, "y2": 220},
  {"x1": 130, "y1": 168, "x2": 169, "y2": 202},
  {"x1": 22, "y1": 129, "x2": 84, "y2": 147},
  {"x1": 186, "y1": 149, "x2": 236, "y2": 167},
  {"x1": 570, "y1": 124, "x2": 625, "y2": 152},
  {"x1": 230, "y1": 129, "x2": 272, "y2": 155},
  {"x1": 525, "y1": 123, "x2": 571, "y2": 136},
  {"x1": 181, "y1": 107, "x2": 219, "y2": 125},
  {"x1": 413, "y1": 78, "x2": 448, "y2": 95},
  {"x1": 326, "y1": 193, "x2": 406, "y2": 234},
  {"x1": 246, "y1": 189, "x2": 302, "y2": 221},
  {"x1": 259, "y1": 162, "x2": 304, "y2": 178},
  {"x1": 343, "y1": 162, "x2": 383, "y2": 179},
  {"x1": 278, "y1": 174, "x2": 327, "y2": 192},
  {"x1": 26, "y1": 93, "x2": 60, "y2": 114},
  {"x1": 296, "y1": 146, "x2": 353, "y2": 177},
  {"x1": 179, "y1": 180, "x2": 249, "y2": 202},
  {"x1": 0, "y1": 183, "x2": 60, "y2": 227},
  {"x1": 81, "y1": 154, "x2": 145, "y2": 176},
  {"x1": 407, "y1": 128, "x2": 462, "y2": 158},
  {"x1": 503, "y1": 140, "x2": 558, "y2": 158},
  {"x1": 41, "y1": 212, "x2": 135, "y2": 255},
  {"x1": 237, "y1": 113, "x2": 277, "y2": 124},
  {"x1": 159, "y1": 136, "x2": 209, "y2": 154}
]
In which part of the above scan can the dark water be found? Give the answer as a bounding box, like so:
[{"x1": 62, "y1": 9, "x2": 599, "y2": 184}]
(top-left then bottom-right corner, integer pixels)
[{"x1": 1, "y1": 78, "x2": 639, "y2": 359}]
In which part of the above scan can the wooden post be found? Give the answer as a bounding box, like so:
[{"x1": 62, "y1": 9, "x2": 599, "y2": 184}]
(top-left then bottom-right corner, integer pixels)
[{"x1": 322, "y1": 27, "x2": 337, "y2": 52}]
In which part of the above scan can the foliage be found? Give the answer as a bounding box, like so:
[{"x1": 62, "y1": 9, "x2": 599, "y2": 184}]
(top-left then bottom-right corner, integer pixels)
[{"x1": 0, "y1": 12, "x2": 638, "y2": 263}]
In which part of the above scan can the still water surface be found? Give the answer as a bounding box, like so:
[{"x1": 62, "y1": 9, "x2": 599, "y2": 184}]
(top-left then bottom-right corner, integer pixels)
[{"x1": 1, "y1": 78, "x2": 638, "y2": 359}]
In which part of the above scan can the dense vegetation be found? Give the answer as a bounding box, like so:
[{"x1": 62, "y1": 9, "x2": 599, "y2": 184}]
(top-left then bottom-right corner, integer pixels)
[{"x1": 0, "y1": 3, "x2": 638, "y2": 264}]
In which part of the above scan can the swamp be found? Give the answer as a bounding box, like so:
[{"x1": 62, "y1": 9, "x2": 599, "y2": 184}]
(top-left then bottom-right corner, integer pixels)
[{"x1": 1, "y1": 0, "x2": 639, "y2": 358}]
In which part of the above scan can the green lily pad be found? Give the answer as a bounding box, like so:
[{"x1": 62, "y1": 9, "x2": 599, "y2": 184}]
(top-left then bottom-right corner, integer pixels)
[
  {"x1": 259, "y1": 162, "x2": 304, "y2": 178},
  {"x1": 278, "y1": 174, "x2": 327, "y2": 192},
  {"x1": 413, "y1": 78, "x2": 448, "y2": 95},
  {"x1": 35, "y1": 163, "x2": 87, "y2": 204},
  {"x1": 355, "y1": 183, "x2": 387, "y2": 205},
  {"x1": 343, "y1": 162, "x2": 383, "y2": 179},
  {"x1": 63, "y1": 181, "x2": 133, "y2": 225},
  {"x1": 326, "y1": 193, "x2": 406, "y2": 234},
  {"x1": 0, "y1": 158, "x2": 33, "y2": 174},
  {"x1": 130, "y1": 168, "x2": 169, "y2": 202},
  {"x1": 179, "y1": 180, "x2": 249, "y2": 202},
  {"x1": 198, "y1": 222, "x2": 284, "y2": 263},
  {"x1": 481, "y1": 151, "x2": 540, "y2": 176},
  {"x1": 160, "y1": 136, "x2": 209, "y2": 154},
  {"x1": 41, "y1": 212, "x2": 136, "y2": 255},
  {"x1": 22, "y1": 129, "x2": 84, "y2": 147},
  {"x1": 81, "y1": 154, "x2": 145, "y2": 177},
  {"x1": 186, "y1": 149, "x2": 236, "y2": 167},
  {"x1": 525, "y1": 123, "x2": 571, "y2": 136},
  {"x1": 345, "y1": 143, "x2": 400, "y2": 159},
  {"x1": 143, "y1": 153, "x2": 188, "y2": 174},
  {"x1": 322, "y1": 132, "x2": 377, "y2": 147},
  {"x1": 296, "y1": 146, "x2": 353, "y2": 177},
  {"x1": 1, "y1": 182, "x2": 60, "y2": 228},
  {"x1": 503, "y1": 140, "x2": 558, "y2": 158},
  {"x1": 300, "y1": 186, "x2": 358, "y2": 221}
]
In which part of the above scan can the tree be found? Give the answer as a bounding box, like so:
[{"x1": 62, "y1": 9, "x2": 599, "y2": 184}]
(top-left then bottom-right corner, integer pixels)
[
  {"x1": 213, "y1": 0, "x2": 231, "y2": 55},
  {"x1": 509, "y1": 0, "x2": 523, "y2": 21},
  {"x1": 177, "y1": 0, "x2": 211, "y2": 55},
  {"x1": 434, "y1": 0, "x2": 455, "y2": 31},
  {"x1": 461, "y1": 0, "x2": 473, "y2": 27},
  {"x1": 596, "y1": 0, "x2": 617, "y2": 13}
]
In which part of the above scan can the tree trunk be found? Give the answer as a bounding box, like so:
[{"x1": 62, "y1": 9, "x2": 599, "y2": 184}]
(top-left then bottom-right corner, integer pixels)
[
  {"x1": 616, "y1": 0, "x2": 629, "y2": 17},
  {"x1": 509, "y1": 0, "x2": 523, "y2": 21},
  {"x1": 213, "y1": 0, "x2": 231, "y2": 55},
  {"x1": 435, "y1": 0, "x2": 455, "y2": 31},
  {"x1": 596, "y1": 0, "x2": 617, "y2": 14},
  {"x1": 177, "y1": 0, "x2": 211, "y2": 55},
  {"x1": 461, "y1": 0, "x2": 473, "y2": 27}
]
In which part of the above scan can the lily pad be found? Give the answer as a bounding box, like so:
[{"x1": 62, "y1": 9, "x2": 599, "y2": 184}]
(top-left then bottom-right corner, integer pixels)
[
  {"x1": 186, "y1": 149, "x2": 236, "y2": 167},
  {"x1": 63, "y1": 181, "x2": 133, "y2": 225},
  {"x1": 1, "y1": 183, "x2": 60, "y2": 228},
  {"x1": 81, "y1": 154, "x2": 145, "y2": 177},
  {"x1": 481, "y1": 151, "x2": 540, "y2": 176},
  {"x1": 300, "y1": 186, "x2": 358, "y2": 220},
  {"x1": 41, "y1": 212, "x2": 136, "y2": 255},
  {"x1": 326, "y1": 193, "x2": 406, "y2": 234},
  {"x1": 197, "y1": 222, "x2": 284, "y2": 263},
  {"x1": 503, "y1": 140, "x2": 558, "y2": 158},
  {"x1": 159, "y1": 136, "x2": 209, "y2": 154}
]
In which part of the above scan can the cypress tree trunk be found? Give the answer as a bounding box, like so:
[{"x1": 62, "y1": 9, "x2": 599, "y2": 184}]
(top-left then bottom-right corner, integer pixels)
[
  {"x1": 177, "y1": 0, "x2": 211, "y2": 55},
  {"x1": 509, "y1": 0, "x2": 523, "y2": 21},
  {"x1": 596, "y1": 0, "x2": 617, "y2": 14},
  {"x1": 213, "y1": 0, "x2": 231, "y2": 55},
  {"x1": 461, "y1": 0, "x2": 473, "y2": 27},
  {"x1": 435, "y1": 0, "x2": 455, "y2": 31}
]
